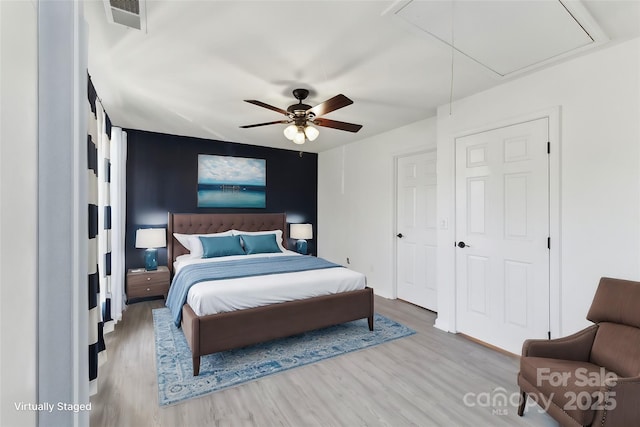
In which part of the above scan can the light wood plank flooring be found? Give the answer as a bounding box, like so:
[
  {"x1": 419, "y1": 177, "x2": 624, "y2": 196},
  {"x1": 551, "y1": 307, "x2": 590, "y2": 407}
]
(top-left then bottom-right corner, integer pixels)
[{"x1": 90, "y1": 296, "x2": 557, "y2": 427}]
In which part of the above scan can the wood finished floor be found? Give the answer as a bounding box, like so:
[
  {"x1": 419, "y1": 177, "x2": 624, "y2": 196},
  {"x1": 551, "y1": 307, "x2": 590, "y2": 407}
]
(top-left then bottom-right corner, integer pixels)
[{"x1": 90, "y1": 296, "x2": 558, "y2": 427}]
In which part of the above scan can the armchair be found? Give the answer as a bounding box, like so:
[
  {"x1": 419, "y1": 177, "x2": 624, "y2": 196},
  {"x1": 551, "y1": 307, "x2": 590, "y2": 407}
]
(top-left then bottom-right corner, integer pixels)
[{"x1": 517, "y1": 277, "x2": 640, "y2": 426}]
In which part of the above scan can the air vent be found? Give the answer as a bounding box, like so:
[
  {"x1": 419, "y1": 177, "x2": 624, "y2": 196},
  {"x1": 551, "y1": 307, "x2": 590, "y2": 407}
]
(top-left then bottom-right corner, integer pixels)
[{"x1": 103, "y1": 0, "x2": 146, "y2": 31}]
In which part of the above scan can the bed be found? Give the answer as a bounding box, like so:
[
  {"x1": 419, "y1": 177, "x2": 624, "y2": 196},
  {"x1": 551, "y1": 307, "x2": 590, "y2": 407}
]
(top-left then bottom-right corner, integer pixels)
[{"x1": 166, "y1": 212, "x2": 374, "y2": 376}]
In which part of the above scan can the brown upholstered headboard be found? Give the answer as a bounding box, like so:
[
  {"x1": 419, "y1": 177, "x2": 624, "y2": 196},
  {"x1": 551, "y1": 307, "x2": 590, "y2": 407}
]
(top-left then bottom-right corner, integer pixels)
[{"x1": 167, "y1": 212, "x2": 288, "y2": 275}]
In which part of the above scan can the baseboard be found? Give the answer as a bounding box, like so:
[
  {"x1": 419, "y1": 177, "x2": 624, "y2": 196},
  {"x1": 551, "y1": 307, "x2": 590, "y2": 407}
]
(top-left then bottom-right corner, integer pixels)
[
  {"x1": 459, "y1": 333, "x2": 520, "y2": 358},
  {"x1": 433, "y1": 317, "x2": 450, "y2": 332}
]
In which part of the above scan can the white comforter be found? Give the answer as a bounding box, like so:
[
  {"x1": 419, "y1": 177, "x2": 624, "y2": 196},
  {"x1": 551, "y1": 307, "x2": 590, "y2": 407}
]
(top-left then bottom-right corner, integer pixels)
[{"x1": 173, "y1": 251, "x2": 367, "y2": 316}]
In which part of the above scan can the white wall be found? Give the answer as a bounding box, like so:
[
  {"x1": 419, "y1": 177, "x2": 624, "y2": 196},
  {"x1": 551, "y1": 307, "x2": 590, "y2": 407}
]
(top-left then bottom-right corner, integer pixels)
[
  {"x1": 0, "y1": 1, "x2": 38, "y2": 426},
  {"x1": 1, "y1": 2, "x2": 88, "y2": 426},
  {"x1": 436, "y1": 38, "x2": 640, "y2": 337},
  {"x1": 38, "y1": 2, "x2": 90, "y2": 426},
  {"x1": 318, "y1": 117, "x2": 437, "y2": 298}
]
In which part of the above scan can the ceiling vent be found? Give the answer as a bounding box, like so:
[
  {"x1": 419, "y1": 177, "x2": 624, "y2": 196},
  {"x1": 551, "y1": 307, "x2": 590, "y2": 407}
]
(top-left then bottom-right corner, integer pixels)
[{"x1": 103, "y1": 0, "x2": 146, "y2": 31}]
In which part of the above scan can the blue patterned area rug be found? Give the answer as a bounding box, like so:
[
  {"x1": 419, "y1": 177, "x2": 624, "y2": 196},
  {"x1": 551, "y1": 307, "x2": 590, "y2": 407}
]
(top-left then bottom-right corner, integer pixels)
[{"x1": 152, "y1": 307, "x2": 415, "y2": 405}]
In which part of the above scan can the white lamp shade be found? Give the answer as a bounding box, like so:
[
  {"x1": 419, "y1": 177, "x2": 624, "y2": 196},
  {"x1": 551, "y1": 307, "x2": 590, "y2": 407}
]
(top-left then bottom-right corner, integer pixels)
[
  {"x1": 135, "y1": 228, "x2": 166, "y2": 248},
  {"x1": 283, "y1": 124, "x2": 298, "y2": 140},
  {"x1": 292, "y1": 130, "x2": 306, "y2": 145},
  {"x1": 304, "y1": 125, "x2": 319, "y2": 141},
  {"x1": 290, "y1": 223, "x2": 313, "y2": 240}
]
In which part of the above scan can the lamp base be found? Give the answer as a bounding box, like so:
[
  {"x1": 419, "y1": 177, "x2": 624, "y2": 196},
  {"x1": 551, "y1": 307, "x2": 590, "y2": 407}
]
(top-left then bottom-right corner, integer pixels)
[
  {"x1": 145, "y1": 248, "x2": 158, "y2": 271},
  {"x1": 295, "y1": 239, "x2": 308, "y2": 255}
]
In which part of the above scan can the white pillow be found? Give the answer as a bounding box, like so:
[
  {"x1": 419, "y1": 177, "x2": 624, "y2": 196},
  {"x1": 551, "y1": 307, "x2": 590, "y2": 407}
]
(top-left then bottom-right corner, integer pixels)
[
  {"x1": 231, "y1": 229, "x2": 286, "y2": 252},
  {"x1": 173, "y1": 230, "x2": 234, "y2": 258}
]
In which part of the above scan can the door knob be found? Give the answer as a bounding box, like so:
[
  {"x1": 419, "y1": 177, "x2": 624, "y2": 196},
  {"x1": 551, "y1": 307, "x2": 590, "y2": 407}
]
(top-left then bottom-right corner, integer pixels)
[
  {"x1": 457, "y1": 241, "x2": 470, "y2": 248},
  {"x1": 397, "y1": 233, "x2": 404, "y2": 238}
]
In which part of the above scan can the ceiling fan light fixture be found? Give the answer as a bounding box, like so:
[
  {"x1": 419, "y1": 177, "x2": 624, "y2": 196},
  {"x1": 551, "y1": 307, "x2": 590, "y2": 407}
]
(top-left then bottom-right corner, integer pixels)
[
  {"x1": 283, "y1": 124, "x2": 298, "y2": 140},
  {"x1": 304, "y1": 125, "x2": 319, "y2": 141},
  {"x1": 292, "y1": 129, "x2": 306, "y2": 145},
  {"x1": 241, "y1": 88, "x2": 362, "y2": 144}
]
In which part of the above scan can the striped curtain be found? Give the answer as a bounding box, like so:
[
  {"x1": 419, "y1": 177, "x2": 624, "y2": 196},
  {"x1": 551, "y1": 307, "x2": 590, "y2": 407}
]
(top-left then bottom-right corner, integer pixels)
[
  {"x1": 96, "y1": 100, "x2": 115, "y2": 333},
  {"x1": 88, "y1": 78, "x2": 107, "y2": 394}
]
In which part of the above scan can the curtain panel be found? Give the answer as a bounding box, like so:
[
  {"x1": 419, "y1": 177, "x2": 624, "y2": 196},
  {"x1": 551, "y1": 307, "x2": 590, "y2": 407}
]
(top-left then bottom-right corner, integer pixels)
[
  {"x1": 88, "y1": 78, "x2": 106, "y2": 394},
  {"x1": 110, "y1": 127, "x2": 127, "y2": 323},
  {"x1": 87, "y1": 75, "x2": 127, "y2": 393},
  {"x1": 96, "y1": 102, "x2": 114, "y2": 333}
]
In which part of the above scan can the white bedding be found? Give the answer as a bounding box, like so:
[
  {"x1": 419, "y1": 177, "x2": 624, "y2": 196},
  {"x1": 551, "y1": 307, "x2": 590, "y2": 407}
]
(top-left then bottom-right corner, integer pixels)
[{"x1": 173, "y1": 251, "x2": 367, "y2": 317}]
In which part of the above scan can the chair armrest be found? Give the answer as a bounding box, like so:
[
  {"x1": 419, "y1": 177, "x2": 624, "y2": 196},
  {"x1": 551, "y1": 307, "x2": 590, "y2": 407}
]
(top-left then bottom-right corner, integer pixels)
[
  {"x1": 521, "y1": 324, "x2": 598, "y2": 361},
  {"x1": 599, "y1": 375, "x2": 640, "y2": 427}
]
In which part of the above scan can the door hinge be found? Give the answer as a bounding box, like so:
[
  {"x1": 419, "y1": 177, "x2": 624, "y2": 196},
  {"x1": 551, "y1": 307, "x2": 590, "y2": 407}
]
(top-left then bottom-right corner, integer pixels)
[
  {"x1": 547, "y1": 141, "x2": 550, "y2": 154},
  {"x1": 547, "y1": 237, "x2": 551, "y2": 249}
]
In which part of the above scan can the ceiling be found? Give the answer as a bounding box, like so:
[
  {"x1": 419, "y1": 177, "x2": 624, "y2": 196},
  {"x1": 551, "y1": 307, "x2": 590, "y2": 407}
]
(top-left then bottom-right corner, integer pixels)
[{"x1": 85, "y1": 0, "x2": 640, "y2": 153}]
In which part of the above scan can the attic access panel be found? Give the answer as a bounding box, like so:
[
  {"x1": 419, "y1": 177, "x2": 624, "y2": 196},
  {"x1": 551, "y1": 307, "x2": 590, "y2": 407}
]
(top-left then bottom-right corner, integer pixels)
[{"x1": 388, "y1": 0, "x2": 607, "y2": 77}]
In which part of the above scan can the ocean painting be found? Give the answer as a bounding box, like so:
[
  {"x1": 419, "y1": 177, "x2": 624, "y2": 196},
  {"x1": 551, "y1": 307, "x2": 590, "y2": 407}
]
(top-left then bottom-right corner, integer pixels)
[{"x1": 197, "y1": 154, "x2": 266, "y2": 208}]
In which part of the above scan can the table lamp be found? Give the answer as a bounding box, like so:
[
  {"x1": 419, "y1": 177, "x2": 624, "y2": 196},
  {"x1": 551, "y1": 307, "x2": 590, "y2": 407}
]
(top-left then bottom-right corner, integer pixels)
[
  {"x1": 290, "y1": 223, "x2": 313, "y2": 255},
  {"x1": 135, "y1": 228, "x2": 166, "y2": 271}
]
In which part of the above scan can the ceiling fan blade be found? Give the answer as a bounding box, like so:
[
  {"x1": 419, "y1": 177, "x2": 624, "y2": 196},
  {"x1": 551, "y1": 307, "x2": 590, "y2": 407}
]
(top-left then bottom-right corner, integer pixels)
[
  {"x1": 313, "y1": 118, "x2": 362, "y2": 133},
  {"x1": 308, "y1": 94, "x2": 353, "y2": 117},
  {"x1": 244, "y1": 100, "x2": 289, "y2": 116},
  {"x1": 239, "y1": 120, "x2": 290, "y2": 129}
]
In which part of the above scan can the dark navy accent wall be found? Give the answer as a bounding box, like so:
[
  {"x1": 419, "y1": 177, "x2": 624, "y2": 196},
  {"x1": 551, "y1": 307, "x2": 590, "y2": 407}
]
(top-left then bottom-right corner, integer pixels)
[{"x1": 125, "y1": 129, "x2": 317, "y2": 270}]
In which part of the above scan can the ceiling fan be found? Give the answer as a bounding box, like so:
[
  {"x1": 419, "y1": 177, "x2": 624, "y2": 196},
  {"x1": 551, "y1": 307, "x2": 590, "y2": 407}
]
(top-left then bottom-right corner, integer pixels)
[{"x1": 240, "y1": 88, "x2": 363, "y2": 145}]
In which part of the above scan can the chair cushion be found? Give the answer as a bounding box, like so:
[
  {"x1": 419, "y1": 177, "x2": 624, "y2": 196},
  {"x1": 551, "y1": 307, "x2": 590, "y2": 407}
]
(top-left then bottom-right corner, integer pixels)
[
  {"x1": 520, "y1": 357, "x2": 617, "y2": 426},
  {"x1": 590, "y1": 322, "x2": 640, "y2": 377}
]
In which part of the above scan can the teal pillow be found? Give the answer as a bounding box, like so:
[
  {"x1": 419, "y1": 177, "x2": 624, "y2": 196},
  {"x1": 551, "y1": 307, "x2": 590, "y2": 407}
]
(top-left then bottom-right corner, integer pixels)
[
  {"x1": 240, "y1": 234, "x2": 282, "y2": 255},
  {"x1": 199, "y1": 235, "x2": 245, "y2": 258}
]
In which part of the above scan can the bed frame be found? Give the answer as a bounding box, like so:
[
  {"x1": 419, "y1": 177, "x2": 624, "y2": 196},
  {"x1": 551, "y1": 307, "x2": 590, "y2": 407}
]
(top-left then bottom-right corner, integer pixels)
[{"x1": 167, "y1": 212, "x2": 374, "y2": 376}]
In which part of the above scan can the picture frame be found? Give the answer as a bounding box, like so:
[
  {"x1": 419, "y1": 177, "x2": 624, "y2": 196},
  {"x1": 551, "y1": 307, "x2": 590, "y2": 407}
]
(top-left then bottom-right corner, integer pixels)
[{"x1": 197, "y1": 154, "x2": 266, "y2": 208}]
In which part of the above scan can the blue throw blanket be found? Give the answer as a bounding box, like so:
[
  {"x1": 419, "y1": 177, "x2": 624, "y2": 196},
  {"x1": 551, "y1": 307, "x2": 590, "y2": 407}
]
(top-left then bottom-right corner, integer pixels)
[{"x1": 166, "y1": 255, "x2": 342, "y2": 326}]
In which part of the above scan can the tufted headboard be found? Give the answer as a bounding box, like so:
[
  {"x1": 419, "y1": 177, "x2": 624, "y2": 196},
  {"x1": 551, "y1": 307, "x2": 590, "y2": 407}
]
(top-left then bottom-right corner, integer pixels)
[{"x1": 167, "y1": 212, "x2": 288, "y2": 275}]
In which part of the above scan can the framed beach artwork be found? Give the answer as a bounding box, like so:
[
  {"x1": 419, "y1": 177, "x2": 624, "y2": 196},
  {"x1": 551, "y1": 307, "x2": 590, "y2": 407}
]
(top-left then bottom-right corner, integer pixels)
[{"x1": 197, "y1": 154, "x2": 266, "y2": 208}]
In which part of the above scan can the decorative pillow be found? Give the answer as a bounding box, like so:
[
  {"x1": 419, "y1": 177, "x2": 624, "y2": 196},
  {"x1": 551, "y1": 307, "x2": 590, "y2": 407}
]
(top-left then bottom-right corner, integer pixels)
[
  {"x1": 173, "y1": 230, "x2": 233, "y2": 257},
  {"x1": 199, "y1": 235, "x2": 245, "y2": 258},
  {"x1": 232, "y1": 229, "x2": 286, "y2": 252},
  {"x1": 186, "y1": 236, "x2": 210, "y2": 258},
  {"x1": 239, "y1": 234, "x2": 282, "y2": 255}
]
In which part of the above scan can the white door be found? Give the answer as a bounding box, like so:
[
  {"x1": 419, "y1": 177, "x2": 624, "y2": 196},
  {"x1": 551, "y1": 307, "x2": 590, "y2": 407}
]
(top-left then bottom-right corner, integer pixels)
[
  {"x1": 455, "y1": 118, "x2": 549, "y2": 354},
  {"x1": 396, "y1": 151, "x2": 438, "y2": 311}
]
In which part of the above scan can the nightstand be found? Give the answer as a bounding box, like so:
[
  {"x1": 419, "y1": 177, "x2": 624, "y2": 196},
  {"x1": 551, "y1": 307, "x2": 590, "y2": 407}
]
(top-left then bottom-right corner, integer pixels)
[{"x1": 126, "y1": 266, "x2": 170, "y2": 302}]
